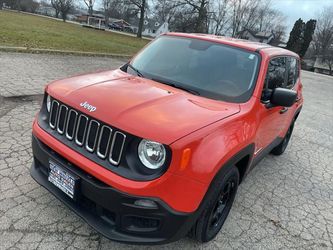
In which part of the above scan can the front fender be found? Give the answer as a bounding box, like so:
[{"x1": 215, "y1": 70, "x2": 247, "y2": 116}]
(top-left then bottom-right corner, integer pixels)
[{"x1": 170, "y1": 113, "x2": 256, "y2": 185}]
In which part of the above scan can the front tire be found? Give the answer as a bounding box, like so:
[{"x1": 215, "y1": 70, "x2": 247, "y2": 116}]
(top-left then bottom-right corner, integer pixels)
[
  {"x1": 271, "y1": 120, "x2": 295, "y2": 155},
  {"x1": 190, "y1": 166, "x2": 239, "y2": 242}
]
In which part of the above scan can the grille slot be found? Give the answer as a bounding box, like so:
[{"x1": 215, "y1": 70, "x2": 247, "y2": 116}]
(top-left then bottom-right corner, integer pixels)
[
  {"x1": 57, "y1": 105, "x2": 68, "y2": 134},
  {"x1": 109, "y1": 131, "x2": 126, "y2": 165},
  {"x1": 49, "y1": 100, "x2": 59, "y2": 129},
  {"x1": 66, "y1": 110, "x2": 78, "y2": 140},
  {"x1": 47, "y1": 99, "x2": 127, "y2": 167},
  {"x1": 85, "y1": 120, "x2": 100, "y2": 152},
  {"x1": 97, "y1": 126, "x2": 112, "y2": 159},
  {"x1": 75, "y1": 115, "x2": 88, "y2": 146}
]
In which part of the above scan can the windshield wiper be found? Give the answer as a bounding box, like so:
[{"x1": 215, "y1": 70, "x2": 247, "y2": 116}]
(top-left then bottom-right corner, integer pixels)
[
  {"x1": 151, "y1": 77, "x2": 200, "y2": 96},
  {"x1": 126, "y1": 65, "x2": 200, "y2": 96},
  {"x1": 127, "y1": 63, "x2": 144, "y2": 77}
]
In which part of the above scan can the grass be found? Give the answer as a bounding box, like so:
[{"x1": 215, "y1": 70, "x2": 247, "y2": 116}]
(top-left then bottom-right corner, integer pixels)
[{"x1": 0, "y1": 10, "x2": 148, "y2": 55}]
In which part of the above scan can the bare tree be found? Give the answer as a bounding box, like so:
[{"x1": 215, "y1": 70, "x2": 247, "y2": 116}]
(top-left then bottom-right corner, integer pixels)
[
  {"x1": 313, "y1": 6, "x2": 333, "y2": 74},
  {"x1": 152, "y1": 0, "x2": 183, "y2": 23},
  {"x1": 31, "y1": 1, "x2": 39, "y2": 12},
  {"x1": 3, "y1": 0, "x2": 20, "y2": 10},
  {"x1": 51, "y1": 0, "x2": 61, "y2": 18},
  {"x1": 162, "y1": 0, "x2": 210, "y2": 33},
  {"x1": 231, "y1": 0, "x2": 245, "y2": 37},
  {"x1": 183, "y1": 0, "x2": 209, "y2": 33},
  {"x1": 128, "y1": 0, "x2": 147, "y2": 38},
  {"x1": 216, "y1": 0, "x2": 286, "y2": 38},
  {"x1": 101, "y1": 0, "x2": 285, "y2": 39},
  {"x1": 103, "y1": 0, "x2": 113, "y2": 24},
  {"x1": 271, "y1": 24, "x2": 287, "y2": 43},
  {"x1": 103, "y1": 0, "x2": 137, "y2": 22},
  {"x1": 59, "y1": 0, "x2": 74, "y2": 21},
  {"x1": 256, "y1": 1, "x2": 285, "y2": 32},
  {"x1": 314, "y1": 6, "x2": 333, "y2": 53},
  {"x1": 24, "y1": 0, "x2": 39, "y2": 13},
  {"x1": 231, "y1": 0, "x2": 264, "y2": 37},
  {"x1": 83, "y1": 0, "x2": 94, "y2": 16},
  {"x1": 3, "y1": 0, "x2": 39, "y2": 12},
  {"x1": 210, "y1": 0, "x2": 231, "y2": 35},
  {"x1": 168, "y1": 4, "x2": 198, "y2": 33}
]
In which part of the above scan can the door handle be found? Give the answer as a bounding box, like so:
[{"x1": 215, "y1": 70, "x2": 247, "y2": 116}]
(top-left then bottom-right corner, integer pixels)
[{"x1": 280, "y1": 107, "x2": 288, "y2": 114}]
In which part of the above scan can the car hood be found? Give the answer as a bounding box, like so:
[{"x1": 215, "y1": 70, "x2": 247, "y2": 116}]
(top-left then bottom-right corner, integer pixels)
[{"x1": 47, "y1": 69, "x2": 240, "y2": 145}]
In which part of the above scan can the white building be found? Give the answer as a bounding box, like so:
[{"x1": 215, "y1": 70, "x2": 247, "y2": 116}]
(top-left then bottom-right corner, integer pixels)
[
  {"x1": 141, "y1": 20, "x2": 169, "y2": 37},
  {"x1": 238, "y1": 29, "x2": 275, "y2": 44}
]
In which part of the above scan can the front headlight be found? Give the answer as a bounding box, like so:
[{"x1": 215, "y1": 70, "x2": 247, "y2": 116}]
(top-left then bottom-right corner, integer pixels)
[
  {"x1": 138, "y1": 139, "x2": 166, "y2": 169},
  {"x1": 46, "y1": 94, "x2": 51, "y2": 112}
]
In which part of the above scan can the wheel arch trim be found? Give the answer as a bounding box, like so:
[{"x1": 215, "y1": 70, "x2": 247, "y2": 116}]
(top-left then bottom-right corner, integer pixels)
[{"x1": 202, "y1": 143, "x2": 255, "y2": 205}]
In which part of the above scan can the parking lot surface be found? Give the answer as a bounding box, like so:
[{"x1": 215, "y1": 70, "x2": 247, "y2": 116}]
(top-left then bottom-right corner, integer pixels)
[{"x1": 0, "y1": 52, "x2": 332, "y2": 249}]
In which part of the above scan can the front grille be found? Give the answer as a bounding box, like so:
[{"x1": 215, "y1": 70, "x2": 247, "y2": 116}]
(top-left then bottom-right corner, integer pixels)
[{"x1": 49, "y1": 99, "x2": 126, "y2": 166}]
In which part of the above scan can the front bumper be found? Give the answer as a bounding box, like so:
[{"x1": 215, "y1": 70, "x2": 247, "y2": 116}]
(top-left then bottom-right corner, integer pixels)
[
  {"x1": 31, "y1": 135, "x2": 196, "y2": 244},
  {"x1": 32, "y1": 119, "x2": 207, "y2": 213}
]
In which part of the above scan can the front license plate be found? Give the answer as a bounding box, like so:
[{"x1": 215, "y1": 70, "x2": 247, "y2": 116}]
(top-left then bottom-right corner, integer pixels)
[{"x1": 48, "y1": 160, "x2": 78, "y2": 199}]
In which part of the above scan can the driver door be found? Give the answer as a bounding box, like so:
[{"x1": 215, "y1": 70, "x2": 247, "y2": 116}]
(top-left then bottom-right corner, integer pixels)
[{"x1": 254, "y1": 56, "x2": 290, "y2": 156}]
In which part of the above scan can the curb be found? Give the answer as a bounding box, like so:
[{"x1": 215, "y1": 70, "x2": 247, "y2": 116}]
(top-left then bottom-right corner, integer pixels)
[{"x1": 0, "y1": 46, "x2": 132, "y2": 59}]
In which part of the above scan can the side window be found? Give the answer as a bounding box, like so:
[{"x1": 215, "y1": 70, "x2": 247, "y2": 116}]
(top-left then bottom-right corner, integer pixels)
[
  {"x1": 262, "y1": 57, "x2": 286, "y2": 102},
  {"x1": 286, "y1": 57, "x2": 298, "y2": 89},
  {"x1": 266, "y1": 57, "x2": 286, "y2": 89}
]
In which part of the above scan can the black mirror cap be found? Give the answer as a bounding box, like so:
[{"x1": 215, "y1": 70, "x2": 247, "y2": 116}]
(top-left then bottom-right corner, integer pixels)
[{"x1": 270, "y1": 88, "x2": 297, "y2": 107}]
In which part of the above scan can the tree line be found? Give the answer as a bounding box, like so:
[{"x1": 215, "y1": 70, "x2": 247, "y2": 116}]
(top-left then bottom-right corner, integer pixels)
[
  {"x1": 285, "y1": 6, "x2": 333, "y2": 74},
  {"x1": 1, "y1": 0, "x2": 40, "y2": 13},
  {"x1": 103, "y1": 0, "x2": 287, "y2": 39},
  {"x1": 286, "y1": 18, "x2": 317, "y2": 58},
  {"x1": 313, "y1": 6, "x2": 333, "y2": 74},
  {"x1": 0, "y1": 0, "x2": 76, "y2": 21}
]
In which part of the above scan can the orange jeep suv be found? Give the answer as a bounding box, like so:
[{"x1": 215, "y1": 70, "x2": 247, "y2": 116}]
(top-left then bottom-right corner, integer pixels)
[{"x1": 31, "y1": 33, "x2": 303, "y2": 244}]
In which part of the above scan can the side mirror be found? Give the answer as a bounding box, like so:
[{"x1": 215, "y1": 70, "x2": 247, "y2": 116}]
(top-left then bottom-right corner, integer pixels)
[{"x1": 269, "y1": 88, "x2": 297, "y2": 107}]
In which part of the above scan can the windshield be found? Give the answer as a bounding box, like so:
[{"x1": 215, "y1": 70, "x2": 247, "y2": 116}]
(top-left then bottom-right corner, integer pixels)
[{"x1": 129, "y1": 35, "x2": 260, "y2": 103}]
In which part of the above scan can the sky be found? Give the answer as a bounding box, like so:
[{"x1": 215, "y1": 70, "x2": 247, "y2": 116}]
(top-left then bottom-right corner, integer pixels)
[{"x1": 272, "y1": 0, "x2": 332, "y2": 34}]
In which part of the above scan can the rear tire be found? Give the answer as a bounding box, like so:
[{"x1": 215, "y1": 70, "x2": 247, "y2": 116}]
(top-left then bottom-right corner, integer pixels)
[
  {"x1": 271, "y1": 120, "x2": 295, "y2": 155},
  {"x1": 190, "y1": 166, "x2": 239, "y2": 242}
]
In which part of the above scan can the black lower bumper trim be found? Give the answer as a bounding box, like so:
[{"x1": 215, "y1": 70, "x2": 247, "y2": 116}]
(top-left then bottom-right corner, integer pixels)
[{"x1": 30, "y1": 134, "x2": 196, "y2": 244}]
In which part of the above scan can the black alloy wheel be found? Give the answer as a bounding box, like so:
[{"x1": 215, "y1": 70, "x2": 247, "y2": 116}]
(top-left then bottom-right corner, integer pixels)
[{"x1": 190, "y1": 165, "x2": 239, "y2": 242}]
